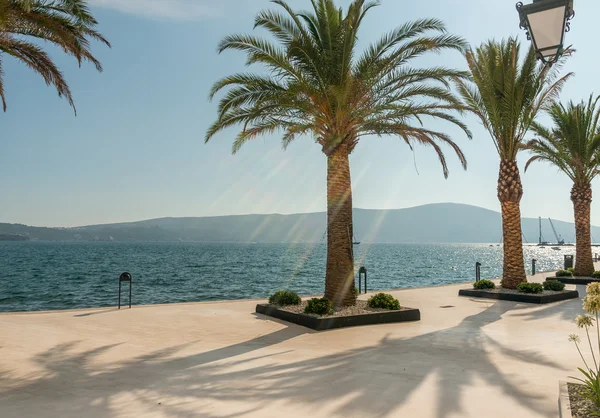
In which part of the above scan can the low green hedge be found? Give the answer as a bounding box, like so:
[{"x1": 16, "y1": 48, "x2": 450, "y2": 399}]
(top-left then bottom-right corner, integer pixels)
[
  {"x1": 304, "y1": 297, "x2": 333, "y2": 316},
  {"x1": 591, "y1": 271, "x2": 600, "y2": 279},
  {"x1": 367, "y1": 293, "x2": 401, "y2": 310},
  {"x1": 268, "y1": 290, "x2": 301, "y2": 306},
  {"x1": 543, "y1": 280, "x2": 565, "y2": 291},
  {"x1": 473, "y1": 279, "x2": 495, "y2": 290},
  {"x1": 556, "y1": 270, "x2": 573, "y2": 278},
  {"x1": 517, "y1": 282, "x2": 544, "y2": 294}
]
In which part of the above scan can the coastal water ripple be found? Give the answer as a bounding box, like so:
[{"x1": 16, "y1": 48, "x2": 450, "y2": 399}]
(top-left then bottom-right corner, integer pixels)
[{"x1": 0, "y1": 242, "x2": 573, "y2": 312}]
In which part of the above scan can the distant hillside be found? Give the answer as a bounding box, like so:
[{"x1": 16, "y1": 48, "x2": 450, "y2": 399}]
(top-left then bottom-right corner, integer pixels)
[{"x1": 1, "y1": 203, "x2": 598, "y2": 244}]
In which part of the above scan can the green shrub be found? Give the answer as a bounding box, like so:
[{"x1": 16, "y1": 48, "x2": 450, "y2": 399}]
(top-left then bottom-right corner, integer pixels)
[
  {"x1": 544, "y1": 280, "x2": 566, "y2": 291},
  {"x1": 367, "y1": 293, "x2": 401, "y2": 310},
  {"x1": 517, "y1": 282, "x2": 544, "y2": 294},
  {"x1": 353, "y1": 286, "x2": 359, "y2": 297},
  {"x1": 268, "y1": 290, "x2": 301, "y2": 306},
  {"x1": 304, "y1": 298, "x2": 333, "y2": 316},
  {"x1": 591, "y1": 271, "x2": 600, "y2": 279},
  {"x1": 567, "y1": 267, "x2": 575, "y2": 274},
  {"x1": 556, "y1": 269, "x2": 573, "y2": 277},
  {"x1": 473, "y1": 279, "x2": 496, "y2": 290}
]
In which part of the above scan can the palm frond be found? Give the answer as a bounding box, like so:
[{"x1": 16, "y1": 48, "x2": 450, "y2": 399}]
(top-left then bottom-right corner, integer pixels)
[
  {"x1": 208, "y1": 0, "x2": 469, "y2": 176},
  {"x1": 525, "y1": 95, "x2": 600, "y2": 186},
  {"x1": 458, "y1": 38, "x2": 572, "y2": 161},
  {"x1": 0, "y1": 0, "x2": 109, "y2": 112},
  {"x1": 0, "y1": 35, "x2": 75, "y2": 112}
]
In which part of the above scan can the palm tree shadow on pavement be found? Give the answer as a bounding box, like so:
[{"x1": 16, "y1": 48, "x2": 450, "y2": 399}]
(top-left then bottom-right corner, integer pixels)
[
  {"x1": 0, "y1": 302, "x2": 567, "y2": 418},
  {"x1": 512, "y1": 285, "x2": 585, "y2": 323}
]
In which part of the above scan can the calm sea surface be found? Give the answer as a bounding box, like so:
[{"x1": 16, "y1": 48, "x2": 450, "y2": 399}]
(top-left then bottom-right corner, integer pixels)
[{"x1": 0, "y1": 242, "x2": 574, "y2": 313}]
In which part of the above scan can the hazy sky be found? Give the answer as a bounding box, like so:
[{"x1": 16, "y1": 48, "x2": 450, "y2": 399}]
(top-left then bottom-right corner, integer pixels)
[{"x1": 1, "y1": 0, "x2": 598, "y2": 227}]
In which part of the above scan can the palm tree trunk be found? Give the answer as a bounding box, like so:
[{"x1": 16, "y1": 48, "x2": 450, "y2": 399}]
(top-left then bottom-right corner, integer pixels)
[
  {"x1": 324, "y1": 143, "x2": 356, "y2": 308},
  {"x1": 572, "y1": 185, "x2": 594, "y2": 276},
  {"x1": 498, "y1": 161, "x2": 526, "y2": 288}
]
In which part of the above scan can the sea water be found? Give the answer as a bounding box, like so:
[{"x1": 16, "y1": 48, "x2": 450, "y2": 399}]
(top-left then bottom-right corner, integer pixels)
[{"x1": 0, "y1": 241, "x2": 572, "y2": 312}]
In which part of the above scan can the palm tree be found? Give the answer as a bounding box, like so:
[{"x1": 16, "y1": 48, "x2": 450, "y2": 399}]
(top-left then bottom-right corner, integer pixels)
[
  {"x1": 456, "y1": 38, "x2": 572, "y2": 288},
  {"x1": 525, "y1": 96, "x2": 600, "y2": 276},
  {"x1": 0, "y1": 0, "x2": 110, "y2": 112},
  {"x1": 206, "y1": 0, "x2": 472, "y2": 307}
]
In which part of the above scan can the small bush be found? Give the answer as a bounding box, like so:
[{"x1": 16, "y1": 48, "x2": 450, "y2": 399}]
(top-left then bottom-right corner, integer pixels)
[
  {"x1": 304, "y1": 298, "x2": 333, "y2": 316},
  {"x1": 367, "y1": 293, "x2": 401, "y2": 310},
  {"x1": 556, "y1": 269, "x2": 573, "y2": 277},
  {"x1": 268, "y1": 290, "x2": 301, "y2": 306},
  {"x1": 473, "y1": 279, "x2": 496, "y2": 290},
  {"x1": 517, "y1": 282, "x2": 544, "y2": 294},
  {"x1": 591, "y1": 271, "x2": 600, "y2": 279},
  {"x1": 567, "y1": 267, "x2": 575, "y2": 274},
  {"x1": 544, "y1": 280, "x2": 566, "y2": 291}
]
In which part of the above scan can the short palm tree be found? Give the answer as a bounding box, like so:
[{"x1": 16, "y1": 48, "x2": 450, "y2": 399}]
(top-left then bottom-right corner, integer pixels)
[
  {"x1": 207, "y1": 0, "x2": 472, "y2": 306},
  {"x1": 525, "y1": 96, "x2": 600, "y2": 276},
  {"x1": 0, "y1": 0, "x2": 110, "y2": 112},
  {"x1": 456, "y1": 38, "x2": 572, "y2": 288}
]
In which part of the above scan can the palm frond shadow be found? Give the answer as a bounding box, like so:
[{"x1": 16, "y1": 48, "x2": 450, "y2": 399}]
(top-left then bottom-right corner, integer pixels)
[
  {"x1": 512, "y1": 285, "x2": 585, "y2": 323},
  {"x1": 0, "y1": 302, "x2": 568, "y2": 418}
]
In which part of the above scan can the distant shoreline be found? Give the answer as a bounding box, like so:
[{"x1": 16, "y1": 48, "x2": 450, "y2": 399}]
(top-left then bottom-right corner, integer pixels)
[
  {"x1": 0, "y1": 240, "x2": 583, "y2": 245},
  {"x1": 0, "y1": 234, "x2": 29, "y2": 242}
]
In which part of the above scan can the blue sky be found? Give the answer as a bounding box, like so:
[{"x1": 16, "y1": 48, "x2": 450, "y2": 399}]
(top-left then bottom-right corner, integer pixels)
[{"x1": 0, "y1": 0, "x2": 598, "y2": 227}]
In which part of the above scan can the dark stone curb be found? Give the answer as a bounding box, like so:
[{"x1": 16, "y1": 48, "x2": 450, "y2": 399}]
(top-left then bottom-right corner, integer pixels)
[
  {"x1": 547, "y1": 276, "x2": 600, "y2": 285},
  {"x1": 255, "y1": 304, "x2": 421, "y2": 331},
  {"x1": 458, "y1": 288, "x2": 579, "y2": 304}
]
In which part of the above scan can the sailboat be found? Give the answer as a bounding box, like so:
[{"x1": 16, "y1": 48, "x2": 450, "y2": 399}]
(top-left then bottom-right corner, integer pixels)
[
  {"x1": 537, "y1": 217, "x2": 549, "y2": 246},
  {"x1": 537, "y1": 216, "x2": 574, "y2": 247}
]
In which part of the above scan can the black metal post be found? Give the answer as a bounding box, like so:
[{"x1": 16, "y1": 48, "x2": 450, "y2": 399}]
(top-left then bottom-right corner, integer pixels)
[
  {"x1": 358, "y1": 267, "x2": 367, "y2": 294},
  {"x1": 129, "y1": 280, "x2": 132, "y2": 309},
  {"x1": 564, "y1": 255, "x2": 574, "y2": 269},
  {"x1": 532, "y1": 259, "x2": 537, "y2": 275},
  {"x1": 118, "y1": 272, "x2": 132, "y2": 309},
  {"x1": 475, "y1": 262, "x2": 481, "y2": 282}
]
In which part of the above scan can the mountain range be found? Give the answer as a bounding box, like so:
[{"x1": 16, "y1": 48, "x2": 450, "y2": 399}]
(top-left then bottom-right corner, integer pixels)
[{"x1": 0, "y1": 203, "x2": 597, "y2": 244}]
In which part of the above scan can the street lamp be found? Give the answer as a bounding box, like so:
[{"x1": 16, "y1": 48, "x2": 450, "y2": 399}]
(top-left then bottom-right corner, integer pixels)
[{"x1": 516, "y1": 0, "x2": 574, "y2": 65}]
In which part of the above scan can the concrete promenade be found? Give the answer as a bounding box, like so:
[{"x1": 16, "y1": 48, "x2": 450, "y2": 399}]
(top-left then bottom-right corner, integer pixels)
[{"x1": 0, "y1": 269, "x2": 594, "y2": 418}]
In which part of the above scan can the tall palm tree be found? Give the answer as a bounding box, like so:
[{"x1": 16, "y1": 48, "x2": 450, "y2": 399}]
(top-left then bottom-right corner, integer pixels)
[
  {"x1": 0, "y1": 0, "x2": 110, "y2": 112},
  {"x1": 206, "y1": 0, "x2": 472, "y2": 307},
  {"x1": 456, "y1": 38, "x2": 572, "y2": 288},
  {"x1": 525, "y1": 96, "x2": 600, "y2": 276}
]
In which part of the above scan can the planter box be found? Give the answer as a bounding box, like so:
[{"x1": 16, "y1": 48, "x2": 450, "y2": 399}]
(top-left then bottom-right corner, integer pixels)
[
  {"x1": 255, "y1": 304, "x2": 420, "y2": 331},
  {"x1": 559, "y1": 381, "x2": 572, "y2": 418},
  {"x1": 458, "y1": 288, "x2": 579, "y2": 304},
  {"x1": 547, "y1": 276, "x2": 600, "y2": 285}
]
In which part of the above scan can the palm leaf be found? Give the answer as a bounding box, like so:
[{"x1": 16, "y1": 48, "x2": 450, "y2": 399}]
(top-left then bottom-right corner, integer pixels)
[
  {"x1": 0, "y1": 0, "x2": 109, "y2": 112},
  {"x1": 208, "y1": 0, "x2": 470, "y2": 176},
  {"x1": 526, "y1": 95, "x2": 600, "y2": 187},
  {"x1": 458, "y1": 38, "x2": 572, "y2": 161}
]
